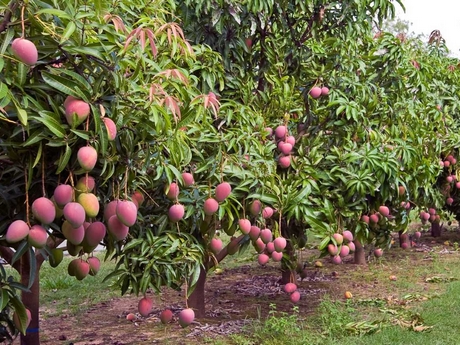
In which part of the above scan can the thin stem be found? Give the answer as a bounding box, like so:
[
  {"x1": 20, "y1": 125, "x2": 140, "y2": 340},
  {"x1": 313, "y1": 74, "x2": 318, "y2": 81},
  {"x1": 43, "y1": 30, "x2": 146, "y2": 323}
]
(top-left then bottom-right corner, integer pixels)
[
  {"x1": 24, "y1": 165, "x2": 30, "y2": 226},
  {"x1": 41, "y1": 154, "x2": 46, "y2": 196},
  {"x1": 20, "y1": 4, "x2": 25, "y2": 38},
  {"x1": 124, "y1": 166, "x2": 129, "y2": 198},
  {"x1": 184, "y1": 279, "x2": 188, "y2": 309}
]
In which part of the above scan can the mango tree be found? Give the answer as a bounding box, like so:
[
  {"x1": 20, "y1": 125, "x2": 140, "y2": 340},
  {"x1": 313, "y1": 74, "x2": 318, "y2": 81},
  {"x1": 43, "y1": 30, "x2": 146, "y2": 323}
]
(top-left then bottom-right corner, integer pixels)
[{"x1": 176, "y1": 0, "x2": 460, "y2": 268}]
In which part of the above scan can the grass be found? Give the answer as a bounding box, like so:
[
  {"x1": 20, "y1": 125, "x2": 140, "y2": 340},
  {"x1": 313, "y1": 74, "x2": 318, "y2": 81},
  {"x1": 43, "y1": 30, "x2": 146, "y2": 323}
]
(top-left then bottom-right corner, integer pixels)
[
  {"x1": 206, "y1": 245, "x2": 460, "y2": 345},
  {"x1": 38, "y1": 251, "x2": 120, "y2": 316}
]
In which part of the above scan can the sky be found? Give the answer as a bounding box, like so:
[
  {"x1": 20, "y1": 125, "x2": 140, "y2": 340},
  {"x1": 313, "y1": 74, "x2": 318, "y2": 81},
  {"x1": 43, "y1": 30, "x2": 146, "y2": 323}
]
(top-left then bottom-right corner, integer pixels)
[{"x1": 395, "y1": 0, "x2": 460, "y2": 57}]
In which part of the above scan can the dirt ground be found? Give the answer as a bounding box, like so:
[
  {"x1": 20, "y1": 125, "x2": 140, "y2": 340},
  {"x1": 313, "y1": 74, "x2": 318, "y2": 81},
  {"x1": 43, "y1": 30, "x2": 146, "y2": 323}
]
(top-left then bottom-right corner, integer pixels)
[{"x1": 23, "y1": 227, "x2": 460, "y2": 344}]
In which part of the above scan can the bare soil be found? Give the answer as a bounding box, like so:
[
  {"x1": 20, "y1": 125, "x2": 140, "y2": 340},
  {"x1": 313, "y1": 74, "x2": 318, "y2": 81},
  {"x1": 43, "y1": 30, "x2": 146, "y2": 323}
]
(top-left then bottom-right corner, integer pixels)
[{"x1": 23, "y1": 227, "x2": 460, "y2": 344}]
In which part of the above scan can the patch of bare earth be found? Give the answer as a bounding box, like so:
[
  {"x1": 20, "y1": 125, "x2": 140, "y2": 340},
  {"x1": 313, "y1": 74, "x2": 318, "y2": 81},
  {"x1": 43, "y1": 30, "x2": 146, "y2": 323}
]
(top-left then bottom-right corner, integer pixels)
[{"x1": 22, "y1": 227, "x2": 460, "y2": 344}]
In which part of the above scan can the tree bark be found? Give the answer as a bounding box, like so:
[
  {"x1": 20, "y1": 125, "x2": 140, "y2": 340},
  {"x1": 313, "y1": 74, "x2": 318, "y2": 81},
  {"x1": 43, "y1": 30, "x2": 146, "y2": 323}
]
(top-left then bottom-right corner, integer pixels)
[
  {"x1": 280, "y1": 239, "x2": 296, "y2": 284},
  {"x1": 431, "y1": 221, "x2": 442, "y2": 237},
  {"x1": 187, "y1": 266, "x2": 206, "y2": 318},
  {"x1": 20, "y1": 252, "x2": 43, "y2": 345},
  {"x1": 353, "y1": 239, "x2": 366, "y2": 265}
]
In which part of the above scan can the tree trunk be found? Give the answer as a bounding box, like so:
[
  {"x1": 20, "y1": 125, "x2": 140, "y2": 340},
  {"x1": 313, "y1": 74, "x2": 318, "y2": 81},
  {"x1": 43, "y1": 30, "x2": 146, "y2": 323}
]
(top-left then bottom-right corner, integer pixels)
[
  {"x1": 187, "y1": 266, "x2": 206, "y2": 318},
  {"x1": 353, "y1": 240, "x2": 366, "y2": 265},
  {"x1": 280, "y1": 239, "x2": 296, "y2": 284},
  {"x1": 431, "y1": 221, "x2": 442, "y2": 237},
  {"x1": 20, "y1": 253, "x2": 42, "y2": 345}
]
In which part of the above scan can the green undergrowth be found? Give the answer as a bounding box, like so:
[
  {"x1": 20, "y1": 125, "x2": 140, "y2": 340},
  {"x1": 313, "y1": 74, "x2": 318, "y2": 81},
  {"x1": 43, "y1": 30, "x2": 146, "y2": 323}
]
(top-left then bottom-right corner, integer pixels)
[
  {"x1": 214, "y1": 249, "x2": 460, "y2": 345},
  {"x1": 39, "y1": 251, "x2": 119, "y2": 316}
]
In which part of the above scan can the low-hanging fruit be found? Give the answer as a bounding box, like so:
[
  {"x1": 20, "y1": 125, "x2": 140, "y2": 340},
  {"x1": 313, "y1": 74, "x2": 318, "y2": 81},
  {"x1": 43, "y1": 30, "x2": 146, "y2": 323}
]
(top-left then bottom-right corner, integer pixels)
[
  {"x1": 75, "y1": 260, "x2": 90, "y2": 280},
  {"x1": 166, "y1": 182, "x2": 179, "y2": 200},
  {"x1": 274, "y1": 125, "x2": 287, "y2": 139},
  {"x1": 178, "y1": 308, "x2": 195, "y2": 328},
  {"x1": 238, "y1": 219, "x2": 251, "y2": 234},
  {"x1": 64, "y1": 96, "x2": 90, "y2": 127},
  {"x1": 84, "y1": 221, "x2": 106, "y2": 247},
  {"x1": 332, "y1": 233, "x2": 343, "y2": 245},
  {"x1": 49, "y1": 248, "x2": 64, "y2": 268},
  {"x1": 374, "y1": 248, "x2": 383, "y2": 257},
  {"x1": 181, "y1": 172, "x2": 194, "y2": 187},
  {"x1": 309, "y1": 86, "x2": 322, "y2": 99},
  {"x1": 107, "y1": 215, "x2": 129, "y2": 241},
  {"x1": 209, "y1": 238, "x2": 223, "y2": 254},
  {"x1": 87, "y1": 257, "x2": 101, "y2": 276},
  {"x1": 215, "y1": 182, "x2": 232, "y2": 202},
  {"x1": 75, "y1": 175, "x2": 96, "y2": 193},
  {"x1": 342, "y1": 230, "x2": 353, "y2": 243},
  {"x1": 278, "y1": 155, "x2": 291, "y2": 168},
  {"x1": 61, "y1": 221, "x2": 85, "y2": 245},
  {"x1": 262, "y1": 207, "x2": 274, "y2": 219},
  {"x1": 258, "y1": 253, "x2": 270, "y2": 266},
  {"x1": 54, "y1": 184, "x2": 74, "y2": 207},
  {"x1": 168, "y1": 204, "x2": 185, "y2": 222},
  {"x1": 63, "y1": 202, "x2": 86, "y2": 228},
  {"x1": 28, "y1": 225, "x2": 48, "y2": 248},
  {"x1": 102, "y1": 117, "x2": 117, "y2": 141},
  {"x1": 11, "y1": 38, "x2": 38, "y2": 65},
  {"x1": 116, "y1": 200, "x2": 137, "y2": 226},
  {"x1": 77, "y1": 193, "x2": 100, "y2": 218},
  {"x1": 378, "y1": 206, "x2": 390, "y2": 217},
  {"x1": 271, "y1": 251, "x2": 283, "y2": 261},
  {"x1": 273, "y1": 237, "x2": 287, "y2": 252},
  {"x1": 249, "y1": 200, "x2": 262, "y2": 216},
  {"x1": 77, "y1": 146, "x2": 98, "y2": 172},
  {"x1": 32, "y1": 197, "x2": 56, "y2": 224},
  {"x1": 5, "y1": 220, "x2": 29, "y2": 243},
  {"x1": 203, "y1": 198, "x2": 219, "y2": 215}
]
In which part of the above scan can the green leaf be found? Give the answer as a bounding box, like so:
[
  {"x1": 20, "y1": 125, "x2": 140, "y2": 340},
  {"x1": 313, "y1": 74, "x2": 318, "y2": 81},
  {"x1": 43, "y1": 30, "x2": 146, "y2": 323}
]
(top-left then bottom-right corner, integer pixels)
[
  {"x1": 0, "y1": 82, "x2": 7, "y2": 99},
  {"x1": 11, "y1": 241, "x2": 29, "y2": 265},
  {"x1": 9, "y1": 295, "x2": 27, "y2": 335},
  {"x1": 0, "y1": 289, "x2": 9, "y2": 311},
  {"x1": 27, "y1": 247, "x2": 36, "y2": 289},
  {"x1": 61, "y1": 21, "x2": 77, "y2": 43},
  {"x1": 32, "y1": 113, "x2": 66, "y2": 138},
  {"x1": 41, "y1": 72, "x2": 88, "y2": 99},
  {"x1": 35, "y1": 8, "x2": 72, "y2": 19},
  {"x1": 56, "y1": 145, "x2": 72, "y2": 174}
]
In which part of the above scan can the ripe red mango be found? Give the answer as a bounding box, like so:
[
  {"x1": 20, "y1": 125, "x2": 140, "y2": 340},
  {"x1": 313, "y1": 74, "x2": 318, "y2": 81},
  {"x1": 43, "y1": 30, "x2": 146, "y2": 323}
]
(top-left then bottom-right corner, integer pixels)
[
  {"x1": 369, "y1": 214, "x2": 379, "y2": 223},
  {"x1": 5, "y1": 219, "x2": 30, "y2": 243},
  {"x1": 273, "y1": 237, "x2": 287, "y2": 252},
  {"x1": 102, "y1": 117, "x2": 117, "y2": 141},
  {"x1": 116, "y1": 200, "x2": 137, "y2": 226},
  {"x1": 68, "y1": 258, "x2": 80, "y2": 276},
  {"x1": 271, "y1": 251, "x2": 283, "y2": 261},
  {"x1": 178, "y1": 308, "x2": 195, "y2": 328},
  {"x1": 266, "y1": 242, "x2": 275, "y2": 254},
  {"x1": 104, "y1": 200, "x2": 119, "y2": 221},
  {"x1": 342, "y1": 230, "x2": 353, "y2": 243},
  {"x1": 209, "y1": 238, "x2": 223, "y2": 254},
  {"x1": 11, "y1": 38, "x2": 38, "y2": 65},
  {"x1": 84, "y1": 221, "x2": 106, "y2": 247},
  {"x1": 278, "y1": 142, "x2": 293, "y2": 155},
  {"x1": 28, "y1": 225, "x2": 48, "y2": 248},
  {"x1": 374, "y1": 248, "x2": 383, "y2": 257},
  {"x1": 284, "y1": 283, "x2": 297, "y2": 294},
  {"x1": 65, "y1": 96, "x2": 90, "y2": 127},
  {"x1": 54, "y1": 184, "x2": 74, "y2": 207},
  {"x1": 87, "y1": 257, "x2": 101, "y2": 276},
  {"x1": 327, "y1": 244, "x2": 338, "y2": 256},
  {"x1": 238, "y1": 219, "x2": 251, "y2": 234},
  {"x1": 258, "y1": 253, "x2": 269, "y2": 265},
  {"x1": 332, "y1": 233, "x2": 343, "y2": 245},
  {"x1": 166, "y1": 182, "x2": 179, "y2": 200},
  {"x1": 286, "y1": 135, "x2": 296, "y2": 146},
  {"x1": 248, "y1": 226, "x2": 260, "y2": 241},
  {"x1": 63, "y1": 202, "x2": 86, "y2": 228},
  {"x1": 262, "y1": 207, "x2": 274, "y2": 219},
  {"x1": 347, "y1": 241, "x2": 356, "y2": 252},
  {"x1": 215, "y1": 182, "x2": 232, "y2": 202},
  {"x1": 290, "y1": 291, "x2": 301, "y2": 303},
  {"x1": 131, "y1": 191, "x2": 144, "y2": 207},
  {"x1": 339, "y1": 245, "x2": 350, "y2": 257},
  {"x1": 168, "y1": 204, "x2": 185, "y2": 222},
  {"x1": 279, "y1": 155, "x2": 291, "y2": 168},
  {"x1": 61, "y1": 220, "x2": 85, "y2": 245},
  {"x1": 260, "y1": 228, "x2": 273, "y2": 244},
  {"x1": 378, "y1": 205, "x2": 390, "y2": 217},
  {"x1": 181, "y1": 172, "x2": 194, "y2": 187},
  {"x1": 332, "y1": 255, "x2": 342, "y2": 264},
  {"x1": 275, "y1": 125, "x2": 287, "y2": 139},
  {"x1": 253, "y1": 238, "x2": 266, "y2": 253},
  {"x1": 160, "y1": 309, "x2": 173, "y2": 324},
  {"x1": 138, "y1": 297, "x2": 153, "y2": 317},
  {"x1": 107, "y1": 215, "x2": 129, "y2": 241},
  {"x1": 75, "y1": 260, "x2": 90, "y2": 280},
  {"x1": 203, "y1": 198, "x2": 219, "y2": 215},
  {"x1": 77, "y1": 146, "x2": 98, "y2": 172},
  {"x1": 309, "y1": 86, "x2": 322, "y2": 99},
  {"x1": 321, "y1": 87, "x2": 330, "y2": 96},
  {"x1": 32, "y1": 197, "x2": 56, "y2": 225},
  {"x1": 249, "y1": 200, "x2": 262, "y2": 216}
]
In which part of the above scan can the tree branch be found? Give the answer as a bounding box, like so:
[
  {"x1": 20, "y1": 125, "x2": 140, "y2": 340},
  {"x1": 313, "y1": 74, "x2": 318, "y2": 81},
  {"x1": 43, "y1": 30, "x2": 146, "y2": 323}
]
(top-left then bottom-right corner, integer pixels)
[
  {"x1": 0, "y1": 1, "x2": 19, "y2": 34},
  {"x1": 0, "y1": 246, "x2": 21, "y2": 271},
  {"x1": 206, "y1": 234, "x2": 245, "y2": 270}
]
